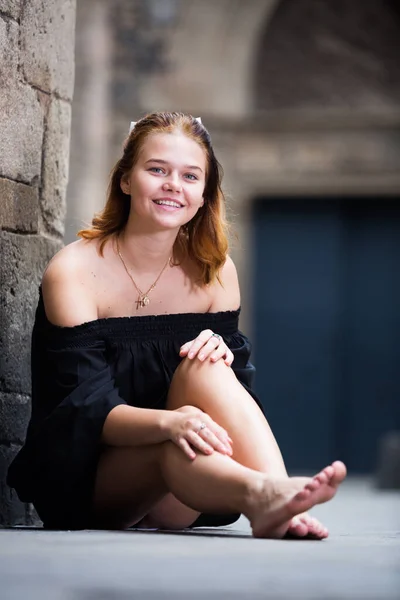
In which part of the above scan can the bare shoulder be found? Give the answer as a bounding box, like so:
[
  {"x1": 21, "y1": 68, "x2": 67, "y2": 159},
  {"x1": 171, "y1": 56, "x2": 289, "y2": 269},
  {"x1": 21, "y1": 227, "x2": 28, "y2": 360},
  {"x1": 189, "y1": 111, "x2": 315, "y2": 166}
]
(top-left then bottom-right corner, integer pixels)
[
  {"x1": 209, "y1": 255, "x2": 241, "y2": 312},
  {"x1": 42, "y1": 239, "x2": 100, "y2": 327}
]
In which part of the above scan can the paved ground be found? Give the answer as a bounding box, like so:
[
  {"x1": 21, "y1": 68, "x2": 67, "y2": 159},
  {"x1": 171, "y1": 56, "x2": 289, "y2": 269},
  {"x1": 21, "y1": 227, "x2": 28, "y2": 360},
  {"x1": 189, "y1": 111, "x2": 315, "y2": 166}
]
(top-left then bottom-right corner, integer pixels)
[{"x1": 1, "y1": 478, "x2": 399, "y2": 600}]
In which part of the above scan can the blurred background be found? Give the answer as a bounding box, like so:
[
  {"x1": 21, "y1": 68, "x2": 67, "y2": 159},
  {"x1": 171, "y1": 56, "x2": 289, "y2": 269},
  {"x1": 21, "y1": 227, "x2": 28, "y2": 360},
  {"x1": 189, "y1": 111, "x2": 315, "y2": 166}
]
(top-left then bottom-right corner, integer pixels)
[{"x1": 65, "y1": 0, "x2": 400, "y2": 475}]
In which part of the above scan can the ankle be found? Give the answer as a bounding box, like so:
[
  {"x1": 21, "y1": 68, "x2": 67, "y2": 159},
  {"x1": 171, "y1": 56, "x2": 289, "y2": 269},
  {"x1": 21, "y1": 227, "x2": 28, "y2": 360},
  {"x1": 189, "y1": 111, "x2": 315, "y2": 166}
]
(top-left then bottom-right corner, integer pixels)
[{"x1": 241, "y1": 473, "x2": 267, "y2": 520}]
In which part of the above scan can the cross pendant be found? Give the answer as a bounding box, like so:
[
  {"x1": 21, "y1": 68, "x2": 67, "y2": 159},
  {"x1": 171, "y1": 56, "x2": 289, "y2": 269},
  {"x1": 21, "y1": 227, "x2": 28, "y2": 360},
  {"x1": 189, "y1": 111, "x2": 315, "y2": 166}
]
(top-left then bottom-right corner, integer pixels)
[{"x1": 136, "y1": 295, "x2": 150, "y2": 309}]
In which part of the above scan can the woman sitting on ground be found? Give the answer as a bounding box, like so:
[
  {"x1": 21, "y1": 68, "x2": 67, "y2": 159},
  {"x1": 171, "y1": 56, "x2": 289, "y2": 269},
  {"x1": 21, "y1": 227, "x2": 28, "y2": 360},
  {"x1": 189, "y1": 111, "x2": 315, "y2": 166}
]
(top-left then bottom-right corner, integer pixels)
[{"x1": 8, "y1": 112, "x2": 346, "y2": 537}]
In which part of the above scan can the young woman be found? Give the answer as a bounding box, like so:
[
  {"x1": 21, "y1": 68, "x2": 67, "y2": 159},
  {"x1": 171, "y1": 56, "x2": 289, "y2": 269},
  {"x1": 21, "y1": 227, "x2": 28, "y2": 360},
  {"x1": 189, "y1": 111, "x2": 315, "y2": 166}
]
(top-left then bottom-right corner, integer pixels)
[{"x1": 8, "y1": 112, "x2": 346, "y2": 538}]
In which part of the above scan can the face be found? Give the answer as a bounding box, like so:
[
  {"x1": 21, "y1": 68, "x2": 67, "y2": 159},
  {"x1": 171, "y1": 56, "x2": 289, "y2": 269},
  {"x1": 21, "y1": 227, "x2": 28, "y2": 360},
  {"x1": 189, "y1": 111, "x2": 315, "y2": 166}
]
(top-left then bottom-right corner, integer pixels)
[{"x1": 121, "y1": 131, "x2": 207, "y2": 232}]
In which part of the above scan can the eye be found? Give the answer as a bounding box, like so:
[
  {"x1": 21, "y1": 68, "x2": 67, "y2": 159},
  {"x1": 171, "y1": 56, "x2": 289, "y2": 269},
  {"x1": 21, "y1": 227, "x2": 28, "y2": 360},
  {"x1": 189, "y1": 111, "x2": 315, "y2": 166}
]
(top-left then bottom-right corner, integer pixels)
[
  {"x1": 149, "y1": 167, "x2": 165, "y2": 174},
  {"x1": 184, "y1": 173, "x2": 198, "y2": 181}
]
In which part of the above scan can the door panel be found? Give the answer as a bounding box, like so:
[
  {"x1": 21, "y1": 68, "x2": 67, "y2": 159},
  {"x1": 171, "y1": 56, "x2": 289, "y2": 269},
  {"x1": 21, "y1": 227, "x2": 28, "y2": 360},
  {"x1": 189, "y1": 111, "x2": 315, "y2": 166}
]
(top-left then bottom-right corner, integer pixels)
[
  {"x1": 340, "y1": 200, "x2": 400, "y2": 471},
  {"x1": 252, "y1": 200, "x2": 344, "y2": 471},
  {"x1": 252, "y1": 198, "x2": 400, "y2": 473}
]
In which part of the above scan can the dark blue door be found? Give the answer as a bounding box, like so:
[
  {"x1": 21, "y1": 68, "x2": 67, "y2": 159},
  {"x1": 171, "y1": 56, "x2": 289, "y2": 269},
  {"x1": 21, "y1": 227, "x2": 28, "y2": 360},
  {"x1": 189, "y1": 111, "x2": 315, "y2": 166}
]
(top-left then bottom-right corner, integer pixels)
[{"x1": 252, "y1": 198, "x2": 400, "y2": 473}]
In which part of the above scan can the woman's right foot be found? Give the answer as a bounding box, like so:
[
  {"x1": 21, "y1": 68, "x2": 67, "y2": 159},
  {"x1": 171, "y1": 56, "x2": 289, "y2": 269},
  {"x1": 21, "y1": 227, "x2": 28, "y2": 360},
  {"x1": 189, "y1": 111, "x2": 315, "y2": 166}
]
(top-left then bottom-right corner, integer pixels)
[{"x1": 247, "y1": 461, "x2": 347, "y2": 539}]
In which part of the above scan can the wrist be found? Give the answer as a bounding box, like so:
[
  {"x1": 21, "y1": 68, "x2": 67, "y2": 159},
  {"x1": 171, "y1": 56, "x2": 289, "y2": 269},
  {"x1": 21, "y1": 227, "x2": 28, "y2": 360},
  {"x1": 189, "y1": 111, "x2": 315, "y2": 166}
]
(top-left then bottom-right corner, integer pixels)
[{"x1": 158, "y1": 409, "x2": 175, "y2": 440}]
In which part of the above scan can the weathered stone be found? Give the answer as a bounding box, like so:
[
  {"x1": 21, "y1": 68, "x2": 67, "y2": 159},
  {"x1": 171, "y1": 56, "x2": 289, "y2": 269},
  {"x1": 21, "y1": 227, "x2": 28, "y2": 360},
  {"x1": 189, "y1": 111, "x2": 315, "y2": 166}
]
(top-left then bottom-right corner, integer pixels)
[
  {"x1": 0, "y1": 178, "x2": 39, "y2": 232},
  {"x1": 0, "y1": 13, "x2": 18, "y2": 84},
  {"x1": 0, "y1": 392, "x2": 31, "y2": 443},
  {"x1": 40, "y1": 98, "x2": 71, "y2": 236},
  {"x1": 26, "y1": 502, "x2": 42, "y2": 526},
  {"x1": 0, "y1": 82, "x2": 44, "y2": 184},
  {"x1": 20, "y1": 0, "x2": 76, "y2": 100},
  {"x1": 0, "y1": 0, "x2": 75, "y2": 528},
  {"x1": 0, "y1": 231, "x2": 62, "y2": 394},
  {"x1": 0, "y1": 444, "x2": 26, "y2": 526},
  {"x1": 376, "y1": 431, "x2": 400, "y2": 490},
  {"x1": 0, "y1": 0, "x2": 22, "y2": 21}
]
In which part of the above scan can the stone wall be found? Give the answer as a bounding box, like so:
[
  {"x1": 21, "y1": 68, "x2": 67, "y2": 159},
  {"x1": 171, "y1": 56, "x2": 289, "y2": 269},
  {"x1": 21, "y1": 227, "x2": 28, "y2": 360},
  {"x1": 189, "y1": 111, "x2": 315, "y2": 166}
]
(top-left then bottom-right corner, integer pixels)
[{"x1": 0, "y1": 0, "x2": 76, "y2": 526}]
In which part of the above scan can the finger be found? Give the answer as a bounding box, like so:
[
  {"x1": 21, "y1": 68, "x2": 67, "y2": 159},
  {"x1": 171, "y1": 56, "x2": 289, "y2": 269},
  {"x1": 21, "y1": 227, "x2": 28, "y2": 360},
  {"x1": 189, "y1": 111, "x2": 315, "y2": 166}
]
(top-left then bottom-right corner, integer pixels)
[
  {"x1": 177, "y1": 437, "x2": 197, "y2": 460},
  {"x1": 197, "y1": 338, "x2": 222, "y2": 361},
  {"x1": 209, "y1": 343, "x2": 229, "y2": 363},
  {"x1": 186, "y1": 431, "x2": 214, "y2": 455},
  {"x1": 179, "y1": 339, "x2": 196, "y2": 356},
  {"x1": 200, "y1": 428, "x2": 232, "y2": 455},
  {"x1": 187, "y1": 339, "x2": 210, "y2": 359},
  {"x1": 187, "y1": 330, "x2": 215, "y2": 359},
  {"x1": 207, "y1": 421, "x2": 233, "y2": 448},
  {"x1": 224, "y1": 350, "x2": 234, "y2": 366}
]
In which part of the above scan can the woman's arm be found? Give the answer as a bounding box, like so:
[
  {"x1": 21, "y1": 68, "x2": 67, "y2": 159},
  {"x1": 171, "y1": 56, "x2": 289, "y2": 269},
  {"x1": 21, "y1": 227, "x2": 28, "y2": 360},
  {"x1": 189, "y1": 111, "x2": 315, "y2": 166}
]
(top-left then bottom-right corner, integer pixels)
[
  {"x1": 101, "y1": 404, "x2": 172, "y2": 446},
  {"x1": 208, "y1": 255, "x2": 241, "y2": 313},
  {"x1": 41, "y1": 244, "x2": 99, "y2": 327},
  {"x1": 178, "y1": 256, "x2": 241, "y2": 363},
  {"x1": 42, "y1": 247, "x2": 176, "y2": 447}
]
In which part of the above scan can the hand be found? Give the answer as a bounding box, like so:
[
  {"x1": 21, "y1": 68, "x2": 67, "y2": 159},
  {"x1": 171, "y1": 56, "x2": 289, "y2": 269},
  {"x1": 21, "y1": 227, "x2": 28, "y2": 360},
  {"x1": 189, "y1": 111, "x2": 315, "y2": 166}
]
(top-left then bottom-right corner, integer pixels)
[
  {"x1": 179, "y1": 329, "x2": 234, "y2": 366},
  {"x1": 167, "y1": 405, "x2": 233, "y2": 460}
]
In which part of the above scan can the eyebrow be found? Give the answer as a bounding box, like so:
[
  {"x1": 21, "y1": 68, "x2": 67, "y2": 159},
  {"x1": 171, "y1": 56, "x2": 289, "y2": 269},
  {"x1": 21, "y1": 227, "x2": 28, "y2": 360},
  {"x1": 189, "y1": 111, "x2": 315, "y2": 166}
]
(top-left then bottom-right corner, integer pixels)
[{"x1": 145, "y1": 158, "x2": 203, "y2": 172}]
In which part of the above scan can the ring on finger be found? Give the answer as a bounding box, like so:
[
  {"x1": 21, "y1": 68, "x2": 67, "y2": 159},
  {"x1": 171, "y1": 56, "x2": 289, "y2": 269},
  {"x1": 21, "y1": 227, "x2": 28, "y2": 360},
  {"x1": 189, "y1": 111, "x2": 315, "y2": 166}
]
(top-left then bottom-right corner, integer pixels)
[
  {"x1": 211, "y1": 333, "x2": 222, "y2": 343},
  {"x1": 196, "y1": 422, "x2": 207, "y2": 434}
]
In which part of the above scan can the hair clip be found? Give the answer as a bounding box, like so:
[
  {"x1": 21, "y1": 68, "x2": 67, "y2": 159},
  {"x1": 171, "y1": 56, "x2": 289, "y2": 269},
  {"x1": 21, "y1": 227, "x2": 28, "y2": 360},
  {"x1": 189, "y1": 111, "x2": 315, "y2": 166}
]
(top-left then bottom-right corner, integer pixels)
[{"x1": 129, "y1": 116, "x2": 202, "y2": 134}]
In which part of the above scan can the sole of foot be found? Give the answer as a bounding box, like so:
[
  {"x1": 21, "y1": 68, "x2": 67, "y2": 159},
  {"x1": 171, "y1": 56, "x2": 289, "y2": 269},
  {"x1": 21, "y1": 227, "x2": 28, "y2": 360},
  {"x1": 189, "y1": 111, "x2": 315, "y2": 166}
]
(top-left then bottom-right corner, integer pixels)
[{"x1": 251, "y1": 460, "x2": 347, "y2": 539}]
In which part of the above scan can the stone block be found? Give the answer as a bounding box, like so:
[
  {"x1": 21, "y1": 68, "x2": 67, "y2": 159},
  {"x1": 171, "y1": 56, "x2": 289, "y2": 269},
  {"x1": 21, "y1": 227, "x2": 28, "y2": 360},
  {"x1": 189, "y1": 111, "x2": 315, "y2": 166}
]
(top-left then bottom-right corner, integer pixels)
[
  {"x1": 40, "y1": 98, "x2": 71, "y2": 236},
  {"x1": 20, "y1": 0, "x2": 76, "y2": 100},
  {"x1": 0, "y1": 443, "x2": 27, "y2": 526},
  {"x1": 0, "y1": 178, "x2": 39, "y2": 232},
  {"x1": 0, "y1": 231, "x2": 62, "y2": 394},
  {"x1": 26, "y1": 502, "x2": 42, "y2": 526},
  {"x1": 375, "y1": 431, "x2": 400, "y2": 490},
  {"x1": 0, "y1": 392, "x2": 31, "y2": 443},
  {"x1": 0, "y1": 81, "x2": 44, "y2": 184},
  {"x1": 0, "y1": 13, "x2": 18, "y2": 84},
  {"x1": 0, "y1": 0, "x2": 22, "y2": 21}
]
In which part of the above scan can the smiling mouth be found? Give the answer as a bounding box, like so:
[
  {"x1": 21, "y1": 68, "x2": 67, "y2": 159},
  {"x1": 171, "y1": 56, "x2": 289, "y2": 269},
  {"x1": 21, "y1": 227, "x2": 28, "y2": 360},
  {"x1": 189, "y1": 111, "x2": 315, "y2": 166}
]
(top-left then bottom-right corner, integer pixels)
[{"x1": 153, "y1": 199, "x2": 183, "y2": 208}]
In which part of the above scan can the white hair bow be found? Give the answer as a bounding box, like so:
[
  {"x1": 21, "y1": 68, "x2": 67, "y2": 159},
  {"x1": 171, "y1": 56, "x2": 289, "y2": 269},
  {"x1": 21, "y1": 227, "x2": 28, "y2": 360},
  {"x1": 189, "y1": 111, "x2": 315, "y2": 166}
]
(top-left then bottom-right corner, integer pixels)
[{"x1": 129, "y1": 117, "x2": 202, "y2": 133}]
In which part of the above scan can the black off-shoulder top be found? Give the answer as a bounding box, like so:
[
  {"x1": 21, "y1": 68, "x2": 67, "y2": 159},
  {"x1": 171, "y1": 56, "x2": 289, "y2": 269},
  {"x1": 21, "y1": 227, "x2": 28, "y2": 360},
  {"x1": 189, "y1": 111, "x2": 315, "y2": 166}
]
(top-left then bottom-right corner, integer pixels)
[{"x1": 7, "y1": 289, "x2": 262, "y2": 529}]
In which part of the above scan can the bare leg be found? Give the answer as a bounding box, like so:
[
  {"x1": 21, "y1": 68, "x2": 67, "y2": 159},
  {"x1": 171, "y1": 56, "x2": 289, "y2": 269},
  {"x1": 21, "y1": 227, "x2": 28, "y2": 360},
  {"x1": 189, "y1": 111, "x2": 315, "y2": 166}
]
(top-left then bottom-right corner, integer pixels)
[
  {"x1": 93, "y1": 357, "x2": 346, "y2": 536},
  {"x1": 161, "y1": 443, "x2": 346, "y2": 538},
  {"x1": 142, "y1": 357, "x2": 286, "y2": 530},
  {"x1": 163, "y1": 358, "x2": 330, "y2": 538},
  {"x1": 94, "y1": 429, "x2": 346, "y2": 537},
  {"x1": 168, "y1": 358, "x2": 287, "y2": 475}
]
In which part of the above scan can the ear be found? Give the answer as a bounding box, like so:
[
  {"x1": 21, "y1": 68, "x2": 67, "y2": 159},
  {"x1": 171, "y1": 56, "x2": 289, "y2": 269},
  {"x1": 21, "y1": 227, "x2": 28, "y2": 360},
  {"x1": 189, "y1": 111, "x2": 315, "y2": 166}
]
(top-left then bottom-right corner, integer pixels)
[{"x1": 120, "y1": 173, "x2": 130, "y2": 195}]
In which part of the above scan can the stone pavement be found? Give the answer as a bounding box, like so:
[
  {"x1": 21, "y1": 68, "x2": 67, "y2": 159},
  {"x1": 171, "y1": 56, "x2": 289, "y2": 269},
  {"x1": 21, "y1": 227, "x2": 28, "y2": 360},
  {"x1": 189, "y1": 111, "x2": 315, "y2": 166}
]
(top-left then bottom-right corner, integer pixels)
[{"x1": 1, "y1": 478, "x2": 399, "y2": 600}]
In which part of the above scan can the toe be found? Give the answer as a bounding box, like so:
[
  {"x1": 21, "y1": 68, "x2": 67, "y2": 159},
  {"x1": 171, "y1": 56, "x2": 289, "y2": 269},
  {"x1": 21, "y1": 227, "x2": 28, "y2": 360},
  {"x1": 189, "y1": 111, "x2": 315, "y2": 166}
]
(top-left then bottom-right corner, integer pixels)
[
  {"x1": 299, "y1": 515, "x2": 328, "y2": 539},
  {"x1": 315, "y1": 472, "x2": 329, "y2": 485},
  {"x1": 322, "y1": 465, "x2": 334, "y2": 479},
  {"x1": 294, "y1": 488, "x2": 311, "y2": 501},
  {"x1": 305, "y1": 479, "x2": 320, "y2": 492},
  {"x1": 289, "y1": 518, "x2": 308, "y2": 537},
  {"x1": 331, "y1": 461, "x2": 347, "y2": 484}
]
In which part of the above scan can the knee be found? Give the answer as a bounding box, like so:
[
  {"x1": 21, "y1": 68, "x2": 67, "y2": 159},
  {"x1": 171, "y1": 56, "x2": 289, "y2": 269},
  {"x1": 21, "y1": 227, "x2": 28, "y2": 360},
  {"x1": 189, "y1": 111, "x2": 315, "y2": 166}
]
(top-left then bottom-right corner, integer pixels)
[
  {"x1": 173, "y1": 355, "x2": 228, "y2": 387},
  {"x1": 167, "y1": 357, "x2": 231, "y2": 410}
]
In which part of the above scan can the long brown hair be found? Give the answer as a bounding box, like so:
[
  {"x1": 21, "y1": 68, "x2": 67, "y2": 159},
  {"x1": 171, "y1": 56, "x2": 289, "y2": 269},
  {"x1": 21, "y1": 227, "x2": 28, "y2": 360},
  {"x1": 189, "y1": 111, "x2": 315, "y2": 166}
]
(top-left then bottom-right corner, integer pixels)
[{"x1": 78, "y1": 112, "x2": 230, "y2": 285}]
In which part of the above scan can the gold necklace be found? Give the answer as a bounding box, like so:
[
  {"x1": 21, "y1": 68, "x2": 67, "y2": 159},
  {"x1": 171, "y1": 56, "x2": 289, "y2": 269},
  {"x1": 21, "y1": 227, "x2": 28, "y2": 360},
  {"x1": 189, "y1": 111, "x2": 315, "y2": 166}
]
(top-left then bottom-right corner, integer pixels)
[{"x1": 116, "y1": 237, "x2": 171, "y2": 309}]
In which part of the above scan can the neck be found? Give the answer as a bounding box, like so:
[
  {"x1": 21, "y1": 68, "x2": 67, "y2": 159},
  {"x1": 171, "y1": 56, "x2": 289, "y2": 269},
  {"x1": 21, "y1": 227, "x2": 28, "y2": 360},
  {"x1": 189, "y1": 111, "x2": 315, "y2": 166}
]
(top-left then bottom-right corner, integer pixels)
[{"x1": 117, "y1": 222, "x2": 179, "y2": 273}]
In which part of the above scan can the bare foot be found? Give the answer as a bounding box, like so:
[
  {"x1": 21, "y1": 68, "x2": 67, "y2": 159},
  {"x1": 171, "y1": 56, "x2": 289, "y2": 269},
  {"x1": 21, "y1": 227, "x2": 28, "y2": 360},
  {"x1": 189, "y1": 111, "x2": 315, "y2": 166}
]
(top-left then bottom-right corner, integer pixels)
[
  {"x1": 286, "y1": 513, "x2": 329, "y2": 539},
  {"x1": 248, "y1": 461, "x2": 347, "y2": 539}
]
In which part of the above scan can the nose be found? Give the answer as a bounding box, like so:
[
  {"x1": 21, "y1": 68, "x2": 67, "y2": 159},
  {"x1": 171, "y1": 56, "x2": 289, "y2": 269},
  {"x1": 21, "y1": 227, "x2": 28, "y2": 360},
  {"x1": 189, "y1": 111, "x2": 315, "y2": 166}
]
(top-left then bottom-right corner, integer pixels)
[{"x1": 162, "y1": 174, "x2": 181, "y2": 193}]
